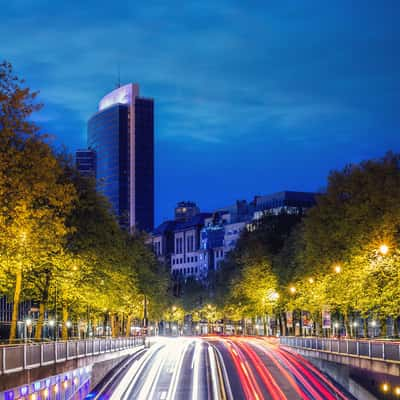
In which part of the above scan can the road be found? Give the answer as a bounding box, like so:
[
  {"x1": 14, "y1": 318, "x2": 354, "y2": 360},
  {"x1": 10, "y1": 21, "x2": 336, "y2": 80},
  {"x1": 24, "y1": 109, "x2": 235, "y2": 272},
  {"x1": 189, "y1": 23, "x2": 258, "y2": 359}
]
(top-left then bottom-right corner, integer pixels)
[{"x1": 92, "y1": 336, "x2": 354, "y2": 400}]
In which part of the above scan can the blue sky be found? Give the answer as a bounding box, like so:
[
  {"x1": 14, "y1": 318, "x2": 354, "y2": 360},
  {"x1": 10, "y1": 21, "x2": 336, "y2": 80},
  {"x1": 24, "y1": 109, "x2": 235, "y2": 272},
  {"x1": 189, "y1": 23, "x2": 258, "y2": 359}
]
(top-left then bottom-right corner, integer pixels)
[{"x1": 1, "y1": 1, "x2": 399, "y2": 224}]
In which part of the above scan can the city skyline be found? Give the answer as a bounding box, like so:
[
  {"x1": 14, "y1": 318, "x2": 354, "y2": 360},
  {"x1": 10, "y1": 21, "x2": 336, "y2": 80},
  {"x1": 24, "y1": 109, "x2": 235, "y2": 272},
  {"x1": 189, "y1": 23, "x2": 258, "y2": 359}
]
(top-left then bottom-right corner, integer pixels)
[{"x1": 1, "y1": 1, "x2": 399, "y2": 224}]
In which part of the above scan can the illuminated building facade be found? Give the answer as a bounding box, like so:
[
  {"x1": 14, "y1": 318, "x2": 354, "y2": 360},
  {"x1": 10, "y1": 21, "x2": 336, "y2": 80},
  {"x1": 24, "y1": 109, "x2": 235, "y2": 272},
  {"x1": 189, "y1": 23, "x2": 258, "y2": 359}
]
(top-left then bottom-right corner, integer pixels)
[
  {"x1": 151, "y1": 192, "x2": 317, "y2": 280},
  {"x1": 87, "y1": 84, "x2": 154, "y2": 231}
]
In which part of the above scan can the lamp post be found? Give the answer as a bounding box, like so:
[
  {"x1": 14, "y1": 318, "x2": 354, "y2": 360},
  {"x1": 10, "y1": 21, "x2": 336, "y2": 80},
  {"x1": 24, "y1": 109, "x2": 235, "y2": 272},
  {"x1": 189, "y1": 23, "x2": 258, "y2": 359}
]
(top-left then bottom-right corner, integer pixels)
[
  {"x1": 266, "y1": 290, "x2": 279, "y2": 336},
  {"x1": 334, "y1": 322, "x2": 339, "y2": 338},
  {"x1": 288, "y1": 286, "x2": 296, "y2": 336},
  {"x1": 353, "y1": 321, "x2": 358, "y2": 338},
  {"x1": 371, "y1": 320, "x2": 377, "y2": 339},
  {"x1": 25, "y1": 318, "x2": 32, "y2": 343}
]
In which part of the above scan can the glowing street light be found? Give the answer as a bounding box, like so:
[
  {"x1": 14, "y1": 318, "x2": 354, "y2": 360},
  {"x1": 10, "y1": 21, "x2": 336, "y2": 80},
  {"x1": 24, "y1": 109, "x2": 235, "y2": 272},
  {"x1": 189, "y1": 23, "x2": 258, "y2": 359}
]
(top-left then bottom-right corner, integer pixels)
[
  {"x1": 66, "y1": 321, "x2": 72, "y2": 328},
  {"x1": 268, "y1": 291, "x2": 279, "y2": 301},
  {"x1": 334, "y1": 265, "x2": 342, "y2": 274},
  {"x1": 394, "y1": 386, "x2": 400, "y2": 396},
  {"x1": 48, "y1": 319, "x2": 55, "y2": 327},
  {"x1": 308, "y1": 277, "x2": 314, "y2": 284},
  {"x1": 289, "y1": 286, "x2": 296, "y2": 294},
  {"x1": 382, "y1": 383, "x2": 390, "y2": 393},
  {"x1": 379, "y1": 244, "x2": 389, "y2": 256}
]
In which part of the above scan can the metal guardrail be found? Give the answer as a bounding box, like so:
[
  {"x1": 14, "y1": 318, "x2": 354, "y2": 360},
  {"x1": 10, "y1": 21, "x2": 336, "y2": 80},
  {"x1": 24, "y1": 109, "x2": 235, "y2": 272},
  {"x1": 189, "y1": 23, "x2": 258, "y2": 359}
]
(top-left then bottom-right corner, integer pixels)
[
  {"x1": 0, "y1": 336, "x2": 144, "y2": 375},
  {"x1": 280, "y1": 336, "x2": 400, "y2": 363}
]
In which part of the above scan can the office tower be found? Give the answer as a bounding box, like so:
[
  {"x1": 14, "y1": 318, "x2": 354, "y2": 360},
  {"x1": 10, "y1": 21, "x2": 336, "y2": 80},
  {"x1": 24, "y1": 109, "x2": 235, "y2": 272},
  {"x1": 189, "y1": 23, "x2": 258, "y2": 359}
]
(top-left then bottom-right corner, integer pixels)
[
  {"x1": 87, "y1": 83, "x2": 154, "y2": 231},
  {"x1": 75, "y1": 149, "x2": 96, "y2": 177}
]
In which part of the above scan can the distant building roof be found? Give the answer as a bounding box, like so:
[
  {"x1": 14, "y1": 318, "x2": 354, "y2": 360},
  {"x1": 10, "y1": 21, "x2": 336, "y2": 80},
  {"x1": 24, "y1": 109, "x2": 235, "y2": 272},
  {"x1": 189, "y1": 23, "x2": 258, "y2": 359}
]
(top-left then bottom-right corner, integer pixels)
[
  {"x1": 253, "y1": 191, "x2": 317, "y2": 210},
  {"x1": 175, "y1": 213, "x2": 212, "y2": 231},
  {"x1": 152, "y1": 220, "x2": 178, "y2": 235},
  {"x1": 152, "y1": 213, "x2": 212, "y2": 235}
]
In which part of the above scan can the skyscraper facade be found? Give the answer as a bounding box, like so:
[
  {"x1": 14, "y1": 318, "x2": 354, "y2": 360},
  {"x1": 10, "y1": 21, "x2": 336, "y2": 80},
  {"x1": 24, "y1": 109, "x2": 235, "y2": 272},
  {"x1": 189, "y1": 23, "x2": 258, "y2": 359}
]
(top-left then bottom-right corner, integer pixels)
[
  {"x1": 76, "y1": 149, "x2": 96, "y2": 177},
  {"x1": 87, "y1": 83, "x2": 154, "y2": 231}
]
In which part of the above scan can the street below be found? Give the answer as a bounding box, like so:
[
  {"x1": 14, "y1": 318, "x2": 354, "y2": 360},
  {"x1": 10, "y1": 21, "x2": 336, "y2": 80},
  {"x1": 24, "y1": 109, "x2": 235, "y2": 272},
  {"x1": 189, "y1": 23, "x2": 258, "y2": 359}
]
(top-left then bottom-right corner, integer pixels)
[{"x1": 98, "y1": 336, "x2": 353, "y2": 400}]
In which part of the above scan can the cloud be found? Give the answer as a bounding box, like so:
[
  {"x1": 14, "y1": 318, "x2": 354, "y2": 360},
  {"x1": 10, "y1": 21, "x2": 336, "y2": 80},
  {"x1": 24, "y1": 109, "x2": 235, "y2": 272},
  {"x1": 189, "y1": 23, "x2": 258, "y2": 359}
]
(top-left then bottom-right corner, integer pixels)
[{"x1": 3, "y1": 0, "x2": 397, "y2": 151}]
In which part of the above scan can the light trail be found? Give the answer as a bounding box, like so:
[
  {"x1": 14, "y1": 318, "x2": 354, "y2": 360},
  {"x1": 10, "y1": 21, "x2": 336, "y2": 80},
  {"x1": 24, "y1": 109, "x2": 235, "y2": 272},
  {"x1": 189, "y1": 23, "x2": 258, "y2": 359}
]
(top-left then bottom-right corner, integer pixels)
[
  {"x1": 192, "y1": 339, "x2": 202, "y2": 400},
  {"x1": 166, "y1": 338, "x2": 191, "y2": 400},
  {"x1": 224, "y1": 339, "x2": 264, "y2": 400},
  {"x1": 251, "y1": 340, "x2": 308, "y2": 400},
  {"x1": 137, "y1": 345, "x2": 168, "y2": 400},
  {"x1": 105, "y1": 336, "x2": 352, "y2": 400},
  {"x1": 275, "y1": 347, "x2": 349, "y2": 400},
  {"x1": 111, "y1": 342, "x2": 164, "y2": 400},
  {"x1": 212, "y1": 344, "x2": 234, "y2": 400},
  {"x1": 232, "y1": 338, "x2": 287, "y2": 400}
]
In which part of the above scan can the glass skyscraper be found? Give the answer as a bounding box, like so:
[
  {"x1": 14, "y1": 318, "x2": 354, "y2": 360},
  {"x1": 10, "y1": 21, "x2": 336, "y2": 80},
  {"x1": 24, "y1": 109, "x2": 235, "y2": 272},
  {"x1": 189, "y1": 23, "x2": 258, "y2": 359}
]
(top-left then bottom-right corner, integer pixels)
[{"x1": 86, "y1": 83, "x2": 154, "y2": 231}]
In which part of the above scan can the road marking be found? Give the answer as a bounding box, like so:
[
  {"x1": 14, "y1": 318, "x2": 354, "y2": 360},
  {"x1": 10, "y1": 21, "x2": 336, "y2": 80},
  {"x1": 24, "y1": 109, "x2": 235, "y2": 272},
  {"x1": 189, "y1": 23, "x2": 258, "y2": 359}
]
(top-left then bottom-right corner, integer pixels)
[{"x1": 160, "y1": 390, "x2": 167, "y2": 399}]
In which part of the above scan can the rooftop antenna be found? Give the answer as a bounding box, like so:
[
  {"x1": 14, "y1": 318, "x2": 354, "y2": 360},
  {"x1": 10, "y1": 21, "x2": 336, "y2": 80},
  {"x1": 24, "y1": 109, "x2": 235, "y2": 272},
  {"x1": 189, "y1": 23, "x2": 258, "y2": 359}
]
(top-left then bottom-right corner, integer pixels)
[{"x1": 116, "y1": 63, "x2": 121, "y2": 88}]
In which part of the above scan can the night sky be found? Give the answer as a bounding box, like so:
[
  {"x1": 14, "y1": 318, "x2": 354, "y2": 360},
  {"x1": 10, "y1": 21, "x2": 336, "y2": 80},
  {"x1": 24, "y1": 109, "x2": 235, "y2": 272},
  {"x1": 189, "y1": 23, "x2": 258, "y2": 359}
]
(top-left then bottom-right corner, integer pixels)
[{"x1": 1, "y1": 1, "x2": 399, "y2": 225}]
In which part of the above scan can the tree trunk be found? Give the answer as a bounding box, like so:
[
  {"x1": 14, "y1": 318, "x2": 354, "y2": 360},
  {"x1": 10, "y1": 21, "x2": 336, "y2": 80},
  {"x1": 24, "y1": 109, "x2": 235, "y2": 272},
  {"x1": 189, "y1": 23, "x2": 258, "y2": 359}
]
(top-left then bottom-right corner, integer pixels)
[
  {"x1": 10, "y1": 267, "x2": 22, "y2": 342},
  {"x1": 35, "y1": 272, "x2": 50, "y2": 341},
  {"x1": 363, "y1": 318, "x2": 368, "y2": 338},
  {"x1": 61, "y1": 306, "x2": 68, "y2": 340},
  {"x1": 280, "y1": 312, "x2": 287, "y2": 336},
  {"x1": 35, "y1": 303, "x2": 46, "y2": 340},
  {"x1": 111, "y1": 314, "x2": 117, "y2": 337},
  {"x1": 394, "y1": 317, "x2": 399, "y2": 338},
  {"x1": 299, "y1": 311, "x2": 303, "y2": 336},
  {"x1": 263, "y1": 314, "x2": 268, "y2": 336},
  {"x1": 343, "y1": 311, "x2": 350, "y2": 338},
  {"x1": 380, "y1": 316, "x2": 387, "y2": 337},
  {"x1": 126, "y1": 315, "x2": 132, "y2": 337}
]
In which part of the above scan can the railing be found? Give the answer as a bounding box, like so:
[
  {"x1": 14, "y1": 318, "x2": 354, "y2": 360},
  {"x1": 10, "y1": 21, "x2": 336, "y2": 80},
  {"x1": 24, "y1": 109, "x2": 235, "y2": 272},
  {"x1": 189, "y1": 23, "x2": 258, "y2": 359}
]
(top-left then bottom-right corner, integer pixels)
[
  {"x1": 0, "y1": 336, "x2": 144, "y2": 375},
  {"x1": 280, "y1": 336, "x2": 400, "y2": 363}
]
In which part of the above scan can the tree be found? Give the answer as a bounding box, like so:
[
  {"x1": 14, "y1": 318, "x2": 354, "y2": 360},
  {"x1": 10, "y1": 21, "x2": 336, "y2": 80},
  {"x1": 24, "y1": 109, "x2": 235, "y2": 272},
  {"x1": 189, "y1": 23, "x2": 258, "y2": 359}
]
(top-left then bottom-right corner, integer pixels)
[{"x1": 0, "y1": 62, "x2": 76, "y2": 340}]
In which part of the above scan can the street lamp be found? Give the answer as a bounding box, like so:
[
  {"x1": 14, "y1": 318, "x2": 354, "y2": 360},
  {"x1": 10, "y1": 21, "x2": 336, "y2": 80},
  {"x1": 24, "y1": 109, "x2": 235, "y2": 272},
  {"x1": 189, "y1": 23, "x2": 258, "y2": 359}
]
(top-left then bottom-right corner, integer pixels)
[
  {"x1": 379, "y1": 244, "x2": 389, "y2": 256},
  {"x1": 371, "y1": 320, "x2": 377, "y2": 338},
  {"x1": 308, "y1": 277, "x2": 314, "y2": 284},
  {"x1": 25, "y1": 318, "x2": 32, "y2": 343},
  {"x1": 268, "y1": 291, "x2": 279, "y2": 301},
  {"x1": 353, "y1": 321, "x2": 358, "y2": 338},
  {"x1": 334, "y1": 264, "x2": 342, "y2": 274},
  {"x1": 334, "y1": 322, "x2": 339, "y2": 337},
  {"x1": 382, "y1": 383, "x2": 390, "y2": 394},
  {"x1": 289, "y1": 286, "x2": 296, "y2": 294},
  {"x1": 48, "y1": 319, "x2": 55, "y2": 340}
]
